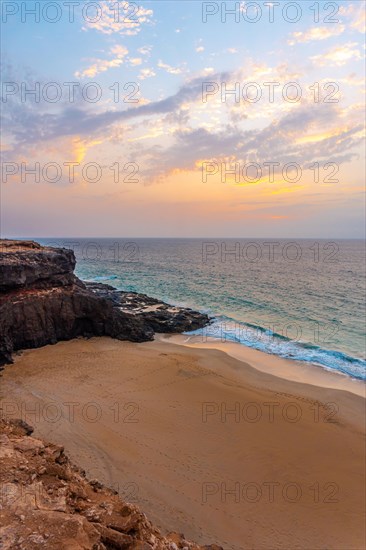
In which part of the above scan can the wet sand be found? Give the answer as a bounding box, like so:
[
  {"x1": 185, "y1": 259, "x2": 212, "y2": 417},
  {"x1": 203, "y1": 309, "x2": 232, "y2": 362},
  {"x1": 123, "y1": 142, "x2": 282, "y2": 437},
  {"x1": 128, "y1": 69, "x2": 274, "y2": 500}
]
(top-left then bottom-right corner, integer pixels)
[{"x1": 1, "y1": 336, "x2": 365, "y2": 549}]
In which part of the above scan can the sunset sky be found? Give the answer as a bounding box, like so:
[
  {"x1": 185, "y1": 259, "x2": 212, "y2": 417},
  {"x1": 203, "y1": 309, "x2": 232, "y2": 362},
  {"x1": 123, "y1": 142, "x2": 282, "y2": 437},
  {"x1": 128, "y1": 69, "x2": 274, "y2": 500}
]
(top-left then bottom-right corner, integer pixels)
[{"x1": 1, "y1": 0, "x2": 365, "y2": 237}]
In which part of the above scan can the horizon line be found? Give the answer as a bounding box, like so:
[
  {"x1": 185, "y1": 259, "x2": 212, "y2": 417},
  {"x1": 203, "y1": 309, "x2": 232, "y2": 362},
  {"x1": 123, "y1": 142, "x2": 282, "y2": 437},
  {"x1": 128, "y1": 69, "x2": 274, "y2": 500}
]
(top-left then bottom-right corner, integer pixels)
[{"x1": 2, "y1": 236, "x2": 365, "y2": 241}]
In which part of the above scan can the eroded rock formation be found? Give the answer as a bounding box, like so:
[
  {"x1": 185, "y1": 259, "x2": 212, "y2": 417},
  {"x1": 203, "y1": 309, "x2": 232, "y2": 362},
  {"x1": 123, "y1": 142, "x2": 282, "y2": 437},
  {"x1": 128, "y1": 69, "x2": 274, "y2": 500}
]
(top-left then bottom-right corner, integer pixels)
[
  {"x1": 0, "y1": 240, "x2": 210, "y2": 366},
  {"x1": 0, "y1": 418, "x2": 223, "y2": 549}
]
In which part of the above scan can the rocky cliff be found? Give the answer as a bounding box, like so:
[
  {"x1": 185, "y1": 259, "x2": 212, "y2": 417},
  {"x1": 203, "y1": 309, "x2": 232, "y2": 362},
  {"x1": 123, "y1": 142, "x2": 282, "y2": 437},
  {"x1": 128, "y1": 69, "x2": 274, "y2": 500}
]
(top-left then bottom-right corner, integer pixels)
[
  {"x1": 0, "y1": 240, "x2": 210, "y2": 366},
  {"x1": 0, "y1": 418, "x2": 223, "y2": 549}
]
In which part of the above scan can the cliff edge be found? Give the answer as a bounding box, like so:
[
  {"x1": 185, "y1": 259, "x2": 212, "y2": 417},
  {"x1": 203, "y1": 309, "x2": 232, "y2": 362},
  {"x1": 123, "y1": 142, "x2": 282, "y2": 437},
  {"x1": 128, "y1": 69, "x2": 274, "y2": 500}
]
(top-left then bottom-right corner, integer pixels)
[
  {"x1": 0, "y1": 240, "x2": 210, "y2": 367},
  {"x1": 0, "y1": 418, "x2": 223, "y2": 549}
]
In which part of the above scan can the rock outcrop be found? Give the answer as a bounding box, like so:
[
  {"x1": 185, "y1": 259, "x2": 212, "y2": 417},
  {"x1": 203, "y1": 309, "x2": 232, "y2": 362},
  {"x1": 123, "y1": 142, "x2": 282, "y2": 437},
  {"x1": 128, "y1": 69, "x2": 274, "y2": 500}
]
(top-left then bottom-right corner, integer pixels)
[
  {"x1": 85, "y1": 282, "x2": 210, "y2": 334},
  {"x1": 0, "y1": 418, "x2": 223, "y2": 549},
  {"x1": 0, "y1": 240, "x2": 77, "y2": 292},
  {"x1": 0, "y1": 240, "x2": 210, "y2": 366}
]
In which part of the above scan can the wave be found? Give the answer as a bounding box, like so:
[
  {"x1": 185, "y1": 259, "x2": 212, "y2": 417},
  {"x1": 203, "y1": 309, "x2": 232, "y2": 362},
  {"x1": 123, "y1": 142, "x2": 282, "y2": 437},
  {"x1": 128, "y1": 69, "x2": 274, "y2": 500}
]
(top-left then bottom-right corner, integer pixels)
[{"x1": 187, "y1": 316, "x2": 366, "y2": 381}]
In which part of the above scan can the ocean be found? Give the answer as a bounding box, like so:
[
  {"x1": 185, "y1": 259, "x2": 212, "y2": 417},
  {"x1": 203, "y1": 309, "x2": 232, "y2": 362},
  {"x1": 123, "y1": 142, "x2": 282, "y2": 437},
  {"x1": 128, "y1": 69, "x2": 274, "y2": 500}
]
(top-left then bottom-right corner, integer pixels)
[{"x1": 37, "y1": 238, "x2": 366, "y2": 381}]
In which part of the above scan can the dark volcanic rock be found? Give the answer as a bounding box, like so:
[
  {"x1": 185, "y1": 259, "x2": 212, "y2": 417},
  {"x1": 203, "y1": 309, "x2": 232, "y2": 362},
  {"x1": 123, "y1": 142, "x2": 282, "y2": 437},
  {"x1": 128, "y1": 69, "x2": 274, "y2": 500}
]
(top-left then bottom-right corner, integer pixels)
[
  {"x1": 85, "y1": 282, "x2": 211, "y2": 334},
  {"x1": 0, "y1": 240, "x2": 77, "y2": 291},
  {"x1": 0, "y1": 240, "x2": 210, "y2": 366}
]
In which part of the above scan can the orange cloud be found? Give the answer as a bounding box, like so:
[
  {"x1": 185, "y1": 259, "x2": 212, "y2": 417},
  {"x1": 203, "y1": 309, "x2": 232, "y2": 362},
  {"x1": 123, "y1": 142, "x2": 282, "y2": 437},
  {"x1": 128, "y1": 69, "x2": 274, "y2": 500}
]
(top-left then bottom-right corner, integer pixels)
[
  {"x1": 75, "y1": 45, "x2": 128, "y2": 78},
  {"x1": 311, "y1": 43, "x2": 362, "y2": 67},
  {"x1": 288, "y1": 25, "x2": 345, "y2": 45}
]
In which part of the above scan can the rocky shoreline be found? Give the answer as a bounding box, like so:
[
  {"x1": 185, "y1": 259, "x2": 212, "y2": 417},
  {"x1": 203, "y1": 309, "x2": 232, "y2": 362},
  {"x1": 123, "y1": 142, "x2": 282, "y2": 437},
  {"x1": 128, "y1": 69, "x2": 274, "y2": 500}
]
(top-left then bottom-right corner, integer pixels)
[{"x1": 0, "y1": 240, "x2": 210, "y2": 367}]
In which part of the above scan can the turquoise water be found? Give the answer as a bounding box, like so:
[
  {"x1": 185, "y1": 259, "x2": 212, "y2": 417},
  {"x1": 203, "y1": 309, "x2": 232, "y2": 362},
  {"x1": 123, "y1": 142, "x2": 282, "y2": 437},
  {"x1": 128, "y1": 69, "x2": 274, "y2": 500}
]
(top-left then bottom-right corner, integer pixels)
[{"x1": 37, "y1": 238, "x2": 366, "y2": 381}]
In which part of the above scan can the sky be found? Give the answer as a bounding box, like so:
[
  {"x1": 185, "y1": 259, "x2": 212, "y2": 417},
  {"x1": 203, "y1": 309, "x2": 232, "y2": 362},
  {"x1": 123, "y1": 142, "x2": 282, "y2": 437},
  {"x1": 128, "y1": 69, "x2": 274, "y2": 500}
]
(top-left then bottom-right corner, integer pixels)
[{"x1": 1, "y1": 0, "x2": 365, "y2": 238}]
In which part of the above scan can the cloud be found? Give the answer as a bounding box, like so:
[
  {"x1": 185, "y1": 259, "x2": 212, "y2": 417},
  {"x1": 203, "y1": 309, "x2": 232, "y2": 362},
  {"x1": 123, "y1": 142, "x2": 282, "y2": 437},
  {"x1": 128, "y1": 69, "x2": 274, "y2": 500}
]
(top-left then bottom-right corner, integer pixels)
[
  {"x1": 340, "y1": 3, "x2": 366, "y2": 34},
  {"x1": 3, "y1": 65, "x2": 363, "y2": 187},
  {"x1": 75, "y1": 45, "x2": 128, "y2": 78},
  {"x1": 157, "y1": 60, "x2": 183, "y2": 75},
  {"x1": 138, "y1": 45, "x2": 152, "y2": 57},
  {"x1": 82, "y1": 1, "x2": 153, "y2": 36},
  {"x1": 311, "y1": 43, "x2": 362, "y2": 67},
  {"x1": 138, "y1": 68, "x2": 156, "y2": 80},
  {"x1": 128, "y1": 58, "x2": 143, "y2": 66},
  {"x1": 71, "y1": 137, "x2": 103, "y2": 164},
  {"x1": 340, "y1": 73, "x2": 365, "y2": 87},
  {"x1": 288, "y1": 25, "x2": 345, "y2": 45},
  {"x1": 2, "y1": 70, "x2": 229, "y2": 148},
  {"x1": 111, "y1": 45, "x2": 128, "y2": 57},
  {"x1": 136, "y1": 102, "x2": 364, "y2": 182},
  {"x1": 351, "y1": 10, "x2": 366, "y2": 33}
]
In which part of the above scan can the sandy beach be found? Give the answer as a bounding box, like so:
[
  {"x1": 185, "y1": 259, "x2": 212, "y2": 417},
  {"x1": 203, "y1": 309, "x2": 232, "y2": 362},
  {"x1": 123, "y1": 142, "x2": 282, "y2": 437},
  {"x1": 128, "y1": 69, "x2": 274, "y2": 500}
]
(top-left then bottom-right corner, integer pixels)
[{"x1": 1, "y1": 336, "x2": 365, "y2": 550}]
